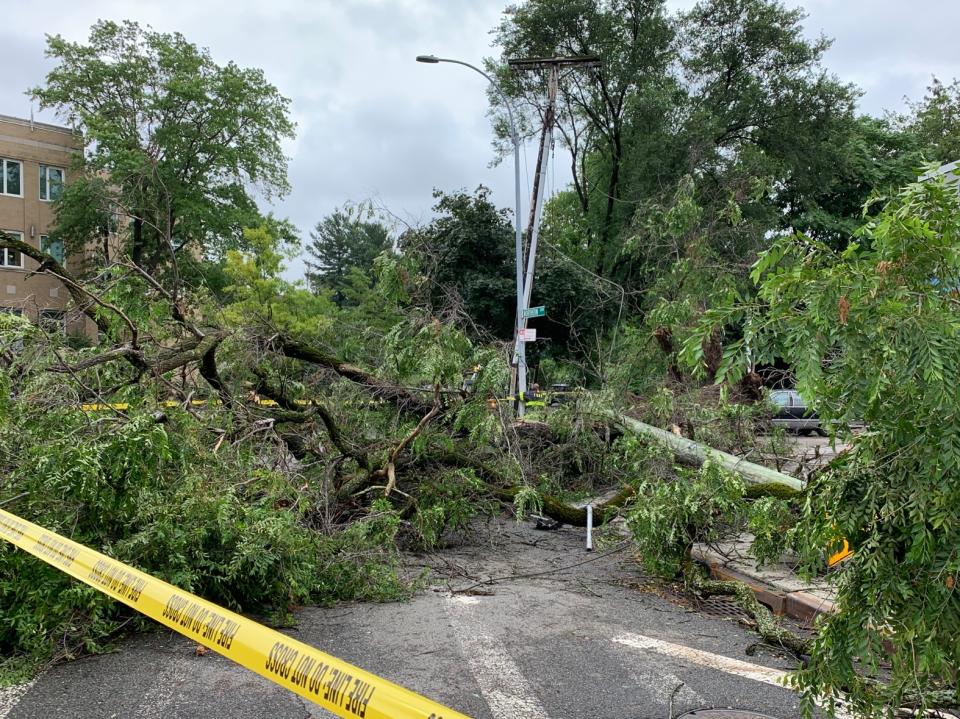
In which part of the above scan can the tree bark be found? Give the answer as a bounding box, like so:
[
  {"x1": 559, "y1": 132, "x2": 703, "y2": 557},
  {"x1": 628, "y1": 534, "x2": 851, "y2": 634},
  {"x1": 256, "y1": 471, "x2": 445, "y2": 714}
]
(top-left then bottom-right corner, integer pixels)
[
  {"x1": 652, "y1": 326, "x2": 683, "y2": 382},
  {"x1": 610, "y1": 412, "x2": 805, "y2": 491},
  {"x1": 275, "y1": 335, "x2": 435, "y2": 415},
  {"x1": 254, "y1": 371, "x2": 370, "y2": 470}
]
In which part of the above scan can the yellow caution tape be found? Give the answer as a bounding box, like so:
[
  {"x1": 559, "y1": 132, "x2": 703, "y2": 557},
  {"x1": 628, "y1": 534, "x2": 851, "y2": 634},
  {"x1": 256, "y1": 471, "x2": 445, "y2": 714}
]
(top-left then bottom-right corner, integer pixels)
[
  {"x1": 79, "y1": 392, "x2": 581, "y2": 414},
  {"x1": 0, "y1": 507, "x2": 469, "y2": 719},
  {"x1": 80, "y1": 391, "x2": 581, "y2": 413}
]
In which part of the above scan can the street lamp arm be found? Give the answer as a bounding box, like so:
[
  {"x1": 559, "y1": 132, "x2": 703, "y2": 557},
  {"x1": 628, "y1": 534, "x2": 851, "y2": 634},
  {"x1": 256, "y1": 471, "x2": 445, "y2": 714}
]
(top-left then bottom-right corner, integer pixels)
[{"x1": 425, "y1": 57, "x2": 520, "y2": 144}]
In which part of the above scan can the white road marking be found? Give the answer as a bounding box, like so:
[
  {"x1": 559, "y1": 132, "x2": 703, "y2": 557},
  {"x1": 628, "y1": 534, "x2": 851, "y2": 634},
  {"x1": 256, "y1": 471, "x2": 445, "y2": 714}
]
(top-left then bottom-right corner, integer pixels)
[
  {"x1": 624, "y1": 665, "x2": 702, "y2": 707},
  {"x1": 445, "y1": 595, "x2": 550, "y2": 719},
  {"x1": 613, "y1": 632, "x2": 789, "y2": 687},
  {"x1": 613, "y1": 632, "x2": 855, "y2": 719},
  {"x1": 607, "y1": 631, "x2": 702, "y2": 705},
  {"x1": 0, "y1": 679, "x2": 36, "y2": 719}
]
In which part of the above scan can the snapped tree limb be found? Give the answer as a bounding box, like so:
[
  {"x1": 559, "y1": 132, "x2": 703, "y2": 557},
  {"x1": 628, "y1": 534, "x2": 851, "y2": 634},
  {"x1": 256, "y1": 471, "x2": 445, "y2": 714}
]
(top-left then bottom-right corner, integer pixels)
[
  {"x1": 253, "y1": 370, "x2": 370, "y2": 470},
  {"x1": 274, "y1": 334, "x2": 436, "y2": 415},
  {"x1": 610, "y1": 412, "x2": 805, "y2": 492}
]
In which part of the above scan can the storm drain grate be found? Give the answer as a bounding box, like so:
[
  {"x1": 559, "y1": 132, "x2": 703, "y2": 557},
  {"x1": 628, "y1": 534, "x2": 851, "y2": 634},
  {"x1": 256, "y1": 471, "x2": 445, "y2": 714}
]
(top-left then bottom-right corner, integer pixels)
[
  {"x1": 679, "y1": 709, "x2": 783, "y2": 719},
  {"x1": 698, "y1": 595, "x2": 752, "y2": 622}
]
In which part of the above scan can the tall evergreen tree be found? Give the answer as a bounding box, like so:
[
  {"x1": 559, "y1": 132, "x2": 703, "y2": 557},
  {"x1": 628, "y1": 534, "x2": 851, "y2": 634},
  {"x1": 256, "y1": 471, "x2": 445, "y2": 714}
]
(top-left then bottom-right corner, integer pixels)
[{"x1": 305, "y1": 207, "x2": 391, "y2": 306}]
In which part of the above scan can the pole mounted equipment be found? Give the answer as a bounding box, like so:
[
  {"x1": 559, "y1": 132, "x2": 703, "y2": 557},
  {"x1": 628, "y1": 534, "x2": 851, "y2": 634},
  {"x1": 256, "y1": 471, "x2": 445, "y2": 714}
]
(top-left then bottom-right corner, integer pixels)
[{"x1": 506, "y1": 55, "x2": 601, "y2": 71}]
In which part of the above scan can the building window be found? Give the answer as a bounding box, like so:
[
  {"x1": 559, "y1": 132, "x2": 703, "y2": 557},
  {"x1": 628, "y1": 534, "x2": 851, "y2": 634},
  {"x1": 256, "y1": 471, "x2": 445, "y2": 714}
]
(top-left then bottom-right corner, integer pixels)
[
  {"x1": 39, "y1": 165, "x2": 65, "y2": 202},
  {"x1": 39, "y1": 309, "x2": 66, "y2": 336},
  {"x1": 1, "y1": 158, "x2": 22, "y2": 197},
  {"x1": 40, "y1": 235, "x2": 65, "y2": 264},
  {"x1": 0, "y1": 231, "x2": 23, "y2": 268}
]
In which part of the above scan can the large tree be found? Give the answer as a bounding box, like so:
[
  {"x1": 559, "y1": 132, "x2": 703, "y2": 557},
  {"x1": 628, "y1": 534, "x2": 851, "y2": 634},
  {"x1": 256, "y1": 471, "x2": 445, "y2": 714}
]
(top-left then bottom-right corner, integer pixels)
[
  {"x1": 400, "y1": 187, "x2": 602, "y2": 378},
  {"x1": 305, "y1": 206, "x2": 392, "y2": 306},
  {"x1": 491, "y1": 0, "x2": 677, "y2": 260},
  {"x1": 400, "y1": 188, "x2": 518, "y2": 340},
  {"x1": 900, "y1": 76, "x2": 960, "y2": 165},
  {"x1": 493, "y1": 0, "x2": 861, "y2": 280},
  {"x1": 33, "y1": 20, "x2": 296, "y2": 268}
]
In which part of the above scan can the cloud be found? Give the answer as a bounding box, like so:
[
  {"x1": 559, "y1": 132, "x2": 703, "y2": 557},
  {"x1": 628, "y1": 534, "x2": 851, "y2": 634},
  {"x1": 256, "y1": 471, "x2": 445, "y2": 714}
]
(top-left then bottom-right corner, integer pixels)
[
  {"x1": 0, "y1": 32, "x2": 54, "y2": 119},
  {"x1": 2, "y1": 0, "x2": 957, "y2": 281}
]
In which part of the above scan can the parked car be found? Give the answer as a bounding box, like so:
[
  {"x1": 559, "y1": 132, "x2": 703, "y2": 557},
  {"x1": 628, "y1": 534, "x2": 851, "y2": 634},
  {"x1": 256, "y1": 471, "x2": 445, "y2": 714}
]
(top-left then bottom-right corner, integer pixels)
[{"x1": 768, "y1": 389, "x2": 825, "y2": 435}]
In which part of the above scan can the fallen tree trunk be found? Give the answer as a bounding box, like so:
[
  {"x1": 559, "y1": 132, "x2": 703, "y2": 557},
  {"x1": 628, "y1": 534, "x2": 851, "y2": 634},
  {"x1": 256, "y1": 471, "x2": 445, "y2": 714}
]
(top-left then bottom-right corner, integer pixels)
[
  {"x1": 275, "y1": 335, "x2": 435, "y2": 415},
  {"x1": 490, "y1": 484, "x2": 637, "y2": 527},
  {"x1": 404, "y1": 449, "x2": 636, "y2": 527},
  {"x1": 684, "y1": 564, "x2": 811, "y2": 656},
  {"x1": 610, "y1": 412, "x2": 805, "y2": 492}
]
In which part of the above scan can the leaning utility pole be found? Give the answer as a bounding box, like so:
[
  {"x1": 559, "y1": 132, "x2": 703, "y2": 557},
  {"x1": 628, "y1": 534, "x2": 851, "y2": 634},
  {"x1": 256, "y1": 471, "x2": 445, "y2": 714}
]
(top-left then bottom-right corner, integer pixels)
[{"x1": 507, "y1": 56, "x2": 600, "y2": 415}]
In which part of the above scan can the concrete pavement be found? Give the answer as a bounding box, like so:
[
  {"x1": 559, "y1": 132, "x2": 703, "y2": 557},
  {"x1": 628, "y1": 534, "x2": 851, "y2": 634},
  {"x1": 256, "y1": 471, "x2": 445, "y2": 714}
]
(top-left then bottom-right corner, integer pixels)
[{"x1": 3, "y1": 519, "x2": 810, "y2": 719}]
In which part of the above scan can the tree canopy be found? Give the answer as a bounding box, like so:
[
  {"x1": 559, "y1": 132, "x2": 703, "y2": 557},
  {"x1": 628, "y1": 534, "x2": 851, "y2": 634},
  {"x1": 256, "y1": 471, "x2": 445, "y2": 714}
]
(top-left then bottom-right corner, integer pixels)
[
  {"x1": 32, "y1": 20, "x2": 296, "y2": 267},
  {"x1": 902, "y1": 78, "x2": 960, "y2": 164},
  {"x1": 305, "y1": 205, "x2": 392, "y2": 305}
]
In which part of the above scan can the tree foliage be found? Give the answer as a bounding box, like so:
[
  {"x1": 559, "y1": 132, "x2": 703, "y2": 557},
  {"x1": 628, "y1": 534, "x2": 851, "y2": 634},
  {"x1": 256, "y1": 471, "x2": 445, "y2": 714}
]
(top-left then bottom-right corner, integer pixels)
[
  {"x1": 305, "y1": 205, "x2": 392, "y2": 305},
  {"x1": 32, "y1": 20, "x2": 296, "y2": 266},
  {"x1": 493, "y1": 0, "x2": 861, "y2": 282},
  {"x1": 901, "y1": 77, "x2": 960, "y2": 165},
  {"x1": 681, "y1": 177, "x2": 960, "y2": 715},
  {"x1": 400, "y1": 187, "x2": 518, "y2": 339},
  {"x1": 492, "y1": 0, "x2": 677, "y2": 256},
  {"x1": 0, "y1": 213, "x2": 609, "y2": 676},
  {"x1": 399, "y1": 188, "x2": 604, "y2": 374}
]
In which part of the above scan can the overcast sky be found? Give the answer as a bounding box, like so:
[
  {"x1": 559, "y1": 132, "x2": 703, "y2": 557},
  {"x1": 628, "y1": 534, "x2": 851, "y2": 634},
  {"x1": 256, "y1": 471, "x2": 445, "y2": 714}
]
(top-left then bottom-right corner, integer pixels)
[{"x1": 2, "y1": 0, "x2": 958, "y2": 278}]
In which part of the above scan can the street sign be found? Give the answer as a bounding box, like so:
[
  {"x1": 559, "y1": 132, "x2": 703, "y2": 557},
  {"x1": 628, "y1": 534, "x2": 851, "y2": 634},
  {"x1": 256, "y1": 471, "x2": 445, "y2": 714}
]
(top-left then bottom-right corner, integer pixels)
[
  {"x1": 518, "y1": 328, "x2": 537, "y2": 342},
  {"x1": 521, "y1": 306, "x2": 546, "y2": 319}
]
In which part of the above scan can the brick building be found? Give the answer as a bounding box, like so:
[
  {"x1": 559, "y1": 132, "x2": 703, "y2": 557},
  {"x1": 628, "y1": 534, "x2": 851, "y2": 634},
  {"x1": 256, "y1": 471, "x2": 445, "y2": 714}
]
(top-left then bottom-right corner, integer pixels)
[{"x1": 0, "y1": 113, "x2": 90, "y2": 336}]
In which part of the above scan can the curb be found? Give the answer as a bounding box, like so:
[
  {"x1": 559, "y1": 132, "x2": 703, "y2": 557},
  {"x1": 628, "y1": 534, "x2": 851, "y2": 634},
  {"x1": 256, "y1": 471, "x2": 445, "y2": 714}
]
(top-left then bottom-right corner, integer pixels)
[{"x1": 692, "y1": 551, "x2": 835, "y2": 626}]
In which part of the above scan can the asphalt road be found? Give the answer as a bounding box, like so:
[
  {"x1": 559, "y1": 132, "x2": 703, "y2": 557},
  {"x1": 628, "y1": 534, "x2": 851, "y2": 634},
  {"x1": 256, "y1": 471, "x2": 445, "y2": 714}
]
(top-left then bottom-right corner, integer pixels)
[{"x1": 2, "y1": 519, "x2": 810, "y2": 719}]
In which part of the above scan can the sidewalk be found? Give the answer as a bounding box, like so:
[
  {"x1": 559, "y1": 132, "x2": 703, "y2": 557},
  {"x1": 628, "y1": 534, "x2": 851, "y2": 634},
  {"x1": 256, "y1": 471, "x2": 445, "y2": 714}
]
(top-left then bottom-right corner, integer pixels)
[{"x1": 693, "y1": 536, "x2": 837, "y2": 625}]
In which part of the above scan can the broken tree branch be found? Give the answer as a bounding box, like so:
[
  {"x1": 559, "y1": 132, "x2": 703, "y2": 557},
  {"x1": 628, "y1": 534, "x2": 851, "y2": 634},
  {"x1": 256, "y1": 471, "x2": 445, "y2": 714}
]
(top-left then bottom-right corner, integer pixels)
[
  {"x1": 384, "y1": 385, "x2": 441, "y2": 496},
  {"x1": 253, "y1": 371, "x2": 370, "y2": 470},
  {"x1": 610, "y1": 412, "x2": 805, "y2": 492},
  {"x1": 274, "y1": 334, "x2": 435, "y2": 415}
]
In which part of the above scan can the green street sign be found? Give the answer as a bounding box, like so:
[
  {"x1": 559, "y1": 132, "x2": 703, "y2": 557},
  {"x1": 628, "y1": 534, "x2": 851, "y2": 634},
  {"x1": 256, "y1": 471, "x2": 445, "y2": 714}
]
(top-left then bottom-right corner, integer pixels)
[{"x1": 521, "y1": 306, "x2": 546, "y2": 319}]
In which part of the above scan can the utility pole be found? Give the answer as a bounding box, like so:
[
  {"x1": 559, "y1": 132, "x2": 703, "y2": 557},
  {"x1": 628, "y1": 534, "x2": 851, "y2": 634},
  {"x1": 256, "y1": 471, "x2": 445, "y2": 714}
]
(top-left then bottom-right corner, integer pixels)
[{"x1": 507, "y1": 56, "x2": 600, "y2": 414}]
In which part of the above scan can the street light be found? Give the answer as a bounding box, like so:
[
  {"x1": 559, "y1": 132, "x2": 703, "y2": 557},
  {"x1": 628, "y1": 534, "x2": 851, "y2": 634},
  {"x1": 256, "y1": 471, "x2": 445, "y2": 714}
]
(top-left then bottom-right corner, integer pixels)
[{"x1": 416, "y1": 53, "x2": 528, "y2": 417}]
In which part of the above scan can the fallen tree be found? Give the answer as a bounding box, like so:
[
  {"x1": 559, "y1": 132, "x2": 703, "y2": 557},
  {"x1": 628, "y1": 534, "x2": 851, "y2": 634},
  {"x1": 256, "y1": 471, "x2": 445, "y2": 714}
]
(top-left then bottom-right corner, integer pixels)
[
  {"x1": 610, "y1": 411, "x2": 805, "y2": 492},
  {"x1": 0, "y1": 225, "x2": 815, "y2": 676}
]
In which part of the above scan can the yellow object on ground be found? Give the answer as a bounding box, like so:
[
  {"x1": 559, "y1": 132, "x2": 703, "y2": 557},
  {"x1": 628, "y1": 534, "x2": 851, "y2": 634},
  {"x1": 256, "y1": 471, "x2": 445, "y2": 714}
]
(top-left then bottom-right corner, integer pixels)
[{"x1": 827, "y1": 538, "x2": 853, "y2": 567}]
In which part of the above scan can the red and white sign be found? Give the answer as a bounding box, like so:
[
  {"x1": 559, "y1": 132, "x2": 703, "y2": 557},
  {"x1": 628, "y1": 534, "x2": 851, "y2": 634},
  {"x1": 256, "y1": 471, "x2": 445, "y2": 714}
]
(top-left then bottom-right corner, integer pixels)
[{"x1": 518, "y1": 328, "x2": 537, "y2": 342}]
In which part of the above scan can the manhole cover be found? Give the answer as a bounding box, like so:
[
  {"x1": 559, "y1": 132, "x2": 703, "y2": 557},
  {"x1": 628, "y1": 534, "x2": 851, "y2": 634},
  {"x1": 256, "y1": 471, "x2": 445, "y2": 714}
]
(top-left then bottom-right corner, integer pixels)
[
  {"x1": 678, "y1": 709, "x2": 783, "y2": 719},
  {"x1": 698, "y1": 595, "x2": 752, "y2": 622}
]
